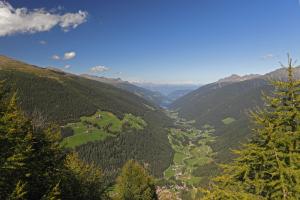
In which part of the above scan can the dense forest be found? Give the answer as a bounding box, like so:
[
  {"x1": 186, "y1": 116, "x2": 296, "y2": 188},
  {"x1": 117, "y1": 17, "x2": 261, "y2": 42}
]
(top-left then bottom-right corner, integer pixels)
[
  {"x1": 0, "y1": 56, "x2": 174, "y2": 185},
  {"x1": 0, "y1": 85, "x2": 157, "y2": 199}
]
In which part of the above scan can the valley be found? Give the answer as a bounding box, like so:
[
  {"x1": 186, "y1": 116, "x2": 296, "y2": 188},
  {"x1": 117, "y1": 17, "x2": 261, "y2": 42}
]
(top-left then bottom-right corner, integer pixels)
[
  {"x1": 1, "y1": 1, "x2": 299, "y2": 199},
  {"x1": 1, "y1": 55, "x2": 300, "y2": 199},
  {"x1": 161, "y1": 111, "x2": 216, "y2": 199},
  {"x1": 62, "y1": 107, "x2": 218, "y2": 199}
]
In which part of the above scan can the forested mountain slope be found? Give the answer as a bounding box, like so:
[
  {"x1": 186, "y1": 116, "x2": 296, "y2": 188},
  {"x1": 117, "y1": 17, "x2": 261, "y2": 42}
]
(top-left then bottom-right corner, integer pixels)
[
  {"x1": 0, "y1": 55, "x2": 173, "y2": 183},
  {"x1": 170, "y1": 67, "x2": 300, "y2": 164}
]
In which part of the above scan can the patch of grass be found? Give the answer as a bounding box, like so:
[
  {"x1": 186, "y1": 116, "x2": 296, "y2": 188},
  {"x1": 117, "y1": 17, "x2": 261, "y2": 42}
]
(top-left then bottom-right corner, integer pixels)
[
  {"x1": 62, "y1": 111, "x2": 147, "y2": 148},
  {"x1": 164, "y1": 166, "x2": 176, "y2": 179},
  {"x1": 81, "y1": 111, "x2": 122, "y2": 133},
  {"x1": 62, "y1": 131, "x2": 113, "y2": 148},
  {"x1": 222, "y1": 117, "x2": 236, "y2": 125},
  {"x1": 122, "y1": 113, "x2": 147, "y2": 130},
  {"x1": 186, "y1": 176, "x2": 202, "y2": 186},
  {"x1": 174, "y1": 152, "x2": 186, "y2": 165}
]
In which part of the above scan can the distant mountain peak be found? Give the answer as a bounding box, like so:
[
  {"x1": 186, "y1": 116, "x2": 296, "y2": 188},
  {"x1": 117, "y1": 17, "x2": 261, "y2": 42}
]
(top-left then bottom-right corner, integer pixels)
[
  {"x1": 217, "y1": 74, "x2": 261, "y2": 83},
  {"x1": 80, "y1": 74, "x2": 126, "y2": 84},
  {"x1": 263, "y1": 66, "x2": 300, "y2": 80}
]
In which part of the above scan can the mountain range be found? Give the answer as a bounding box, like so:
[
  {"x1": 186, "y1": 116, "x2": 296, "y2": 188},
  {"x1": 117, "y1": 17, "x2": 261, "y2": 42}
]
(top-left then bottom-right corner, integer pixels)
[
  {"x1": 0, "y1": 55, "x2": 173, "y2": 184},
  {"x1": 170, "y1": 66, "x2": 300, "y2": 172},
  {"x1": 2, "y1": 54, "x2": 298, "y2": 190},
  {"x1": 80, "y1": 74, "x2": 167, "y2": 106}
]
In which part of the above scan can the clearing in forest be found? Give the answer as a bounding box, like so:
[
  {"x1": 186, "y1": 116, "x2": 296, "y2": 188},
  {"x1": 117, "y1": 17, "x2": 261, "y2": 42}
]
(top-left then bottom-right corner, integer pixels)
[{"x1": 61, "y1": 111, "x2": 146, "y2": 148}]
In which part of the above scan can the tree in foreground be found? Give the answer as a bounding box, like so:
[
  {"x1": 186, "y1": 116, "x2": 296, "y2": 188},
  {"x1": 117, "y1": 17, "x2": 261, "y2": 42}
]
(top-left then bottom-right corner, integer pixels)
[
  {"x1": 202, "y1": 56, "x2": 300, "y2": 200},
  {"x1": 115, "y1": 160, "x2": 158, "y2": 200},
  {"x1": 0, "y1": 84, "x2": 106, "y2": 199},
  {"x1": 0, "y1": 91, "x2": 64, "y2": 199},
  {"x1": 62, "y1": 152, "x2": 107, "y2": 200}
]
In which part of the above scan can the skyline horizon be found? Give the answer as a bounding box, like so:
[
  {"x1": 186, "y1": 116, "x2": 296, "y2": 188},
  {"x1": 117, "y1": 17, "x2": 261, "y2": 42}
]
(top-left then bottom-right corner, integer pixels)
[
  {"x1": 1, "y1": 0, "x2": 300, "y2": 84},
  {"x1": 1, "y1": 53, "x2": 297, "y2": 85}
]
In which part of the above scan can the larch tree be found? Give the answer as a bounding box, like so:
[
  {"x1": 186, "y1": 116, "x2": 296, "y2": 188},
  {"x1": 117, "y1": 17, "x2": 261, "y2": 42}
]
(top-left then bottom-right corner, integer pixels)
[
  {"x1": 0, "y1": 83, "x2": 107, "y2": 199},
  {"x1": 202, "y1": 56, "x2": 300, "y2": 200},
  {"x1": 115, "y1": 160, "x2": 158, "y2": 200},
  {"x1": 0, "y1": 90, "x2": 64, "y2": 199}
]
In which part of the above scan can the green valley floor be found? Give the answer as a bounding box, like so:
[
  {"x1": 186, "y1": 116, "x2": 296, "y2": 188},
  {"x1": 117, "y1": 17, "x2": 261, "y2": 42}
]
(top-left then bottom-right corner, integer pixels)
[{"x1": 161, "y1": 111, "x2": 216, "y2": 199}]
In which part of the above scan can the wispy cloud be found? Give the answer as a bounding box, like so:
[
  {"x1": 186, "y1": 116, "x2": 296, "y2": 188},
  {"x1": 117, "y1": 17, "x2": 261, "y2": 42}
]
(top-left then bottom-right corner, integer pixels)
[
  {"x1": 64, "y1": 64, "x2": 71, "y2": 69},
  {"x1": 51, "y1": 51, "x2": 76, "y2": 60},
  {"x1": 63, "y1": 51, "x2": 76, "y2": 60},
  {"x1": 39, "y1": 40, "x2": 47, "y2": 45},
  {"x1": 52, "y1": 54, "x2": 60, "y2": 60},
  {"x1": 90, "y1": 65, "x2": 110, "y2": 73},
  {"x1": 0, "y1": 2, "x2": 88, "y2": 37},
  {"x1": 261, "y1": 53, "x2": 276, "y2": 60}
]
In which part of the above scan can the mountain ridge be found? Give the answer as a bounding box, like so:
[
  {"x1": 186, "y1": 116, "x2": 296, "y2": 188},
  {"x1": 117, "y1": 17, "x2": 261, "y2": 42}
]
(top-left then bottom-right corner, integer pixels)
[
  {"x1": 170, "y1": 66, "x2": 300, "y2": 168},
  {"x1": 80, "y1": 74, "x2": 167, "y2": 106},
  {"x1": 0, "y1": 55, "x2": 174, "y2": 184}
]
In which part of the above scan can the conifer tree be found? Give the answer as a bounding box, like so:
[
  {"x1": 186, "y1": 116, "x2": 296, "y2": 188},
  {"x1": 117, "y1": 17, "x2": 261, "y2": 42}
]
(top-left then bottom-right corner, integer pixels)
[
  {"x1": 0, "y1": 93, "x2": 35, "y2": 199},
  {"x1": 8, "y1": 181, "x2": 27, "y2": 200},
  {"x1": 62, "y1": 152, "x2": 107, "y2": 200},
  {"x1": 115, "y1": 160, "x2": 158, "y2": 200},
  {"x1": 202, "y1": 56, "x2": 300, "y2": 200},
  {"x1": 41, "y1": 183, "x2": 61, "y2": 200},
  {"x1": 0, "y1": 83, "x2": 107, "y2": 199}
]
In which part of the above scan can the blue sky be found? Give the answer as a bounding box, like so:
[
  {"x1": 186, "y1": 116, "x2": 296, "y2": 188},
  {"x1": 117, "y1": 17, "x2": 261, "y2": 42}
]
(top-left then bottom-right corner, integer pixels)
[{"x1": 0, "y1": 0, "x2": 300, "y2": 84}]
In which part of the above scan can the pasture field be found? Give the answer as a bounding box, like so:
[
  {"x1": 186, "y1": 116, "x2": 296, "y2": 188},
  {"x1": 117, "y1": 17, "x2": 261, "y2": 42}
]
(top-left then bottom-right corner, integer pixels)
[{"x1": 62, "y1": 111, "x2": 146, "y2": 148}]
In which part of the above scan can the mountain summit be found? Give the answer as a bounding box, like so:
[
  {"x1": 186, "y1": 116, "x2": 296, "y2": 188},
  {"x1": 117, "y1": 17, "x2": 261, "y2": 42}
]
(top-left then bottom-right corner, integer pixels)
[{"x1": 217, "y1": 74, "x2": 261, "y2": 83}]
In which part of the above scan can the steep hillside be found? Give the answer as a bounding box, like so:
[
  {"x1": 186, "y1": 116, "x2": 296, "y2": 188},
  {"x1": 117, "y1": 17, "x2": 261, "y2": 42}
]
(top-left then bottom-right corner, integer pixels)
[
  {"x1": 81, "y1": 74, "x2": 167, "y2": 106},
  {"x1": 0, "y1": 55, "x2": 173, "y2": 183},
  {"x1": 170, "y1": 67, "x2": 300, "y2": 164}
]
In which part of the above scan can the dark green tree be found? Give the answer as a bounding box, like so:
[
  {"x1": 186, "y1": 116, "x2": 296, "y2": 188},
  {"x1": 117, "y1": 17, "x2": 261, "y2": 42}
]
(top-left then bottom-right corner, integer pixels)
[
  {"x1": 0, "y1": 92, "x2": 35, "y2": 199},
  {"x1": 202, "y1": 56, "x2": 300, "y2": 200},
  {"x1": 61, "y1": 152, "x2": 107, "y2": 200},
  {"x1": 115, "y1": 160, "x2": 158, "y2": 200},
  {"x1": 8, "y1": 181, "x2": 27, "y2": 200},
  {"x1": 0, "y1": 84, "x2": 106, "y2": 199},
  {"x1": 41, "y1": 183, "x2": 61, "y2": 200}
]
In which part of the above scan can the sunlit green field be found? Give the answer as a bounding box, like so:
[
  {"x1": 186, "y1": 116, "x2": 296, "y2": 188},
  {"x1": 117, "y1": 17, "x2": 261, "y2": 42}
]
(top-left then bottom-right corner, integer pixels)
[
  {"x1": 163, "y1": 111, "x2": 216, "y2": 190},
  {"x1": 222, "y1": 117, "x2": 236, "y2": 125},
  {"x1": 61, "y1": 111, "x2": 146, "y2": 148}
]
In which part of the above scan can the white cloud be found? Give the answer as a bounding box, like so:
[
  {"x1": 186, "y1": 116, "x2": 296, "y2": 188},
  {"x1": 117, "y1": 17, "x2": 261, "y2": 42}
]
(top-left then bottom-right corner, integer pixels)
[
  {"x1": 52, "y1": 54, "x2": 60, "y2": 60},
  {"x1": 261, "y1": 53, "x2": 275, "y2": 60},
  {"x1": 64, "y1": 64, "x2": 71, "y2": 69},
  {"x1": 52, "y1": 51, "x2": 76, "y2": 60},
  {"x1": 39, "y1": 40, "x2": 47, "y2": 45},
  {"x1": 0, "y1": 2, "x2": 88, "y2": 37},
  {"x1": 63, "y1": 51, "x2": 76, "y2": 60},
  {"x1": 59, "y1": 11, "x2": 87, "y2": 31},
  {"x1": 90, "y1": 65, "x2": 110, "y2": 73}
]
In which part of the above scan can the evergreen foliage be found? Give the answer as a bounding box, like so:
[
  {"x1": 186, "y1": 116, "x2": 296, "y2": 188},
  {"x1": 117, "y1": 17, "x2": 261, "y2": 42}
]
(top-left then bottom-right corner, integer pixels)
[
  {"x1": 0, "y1": 57, "x2": 174, "y2": 183},
  {"x1": 115, "y1": 160, "x2": 158, "y2": 200},
  {"x1": 41, "y1": 183, "x2": 61, "y2": 200},
  {"x1": 0, "y1": 83, "x2": 107, "y2": 199},
  {"x1": 8, "y1": 181, "x2": 27, "y2": 200},
  {"x1": 202, "y1": 56, "x2": 300, "y2": 199},
  {"x1": 61, "y1": 152, "x2": 107, "y2": 200}
]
